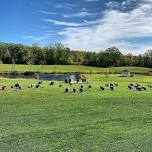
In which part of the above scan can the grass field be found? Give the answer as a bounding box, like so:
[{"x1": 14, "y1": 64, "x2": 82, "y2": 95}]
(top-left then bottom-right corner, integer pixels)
[
  {"x1": 1, "y1": 75, "x2": 152, "y2": 151},
  {"x1": 0, "y1": 64, "x2": 152, "y2": 74}
]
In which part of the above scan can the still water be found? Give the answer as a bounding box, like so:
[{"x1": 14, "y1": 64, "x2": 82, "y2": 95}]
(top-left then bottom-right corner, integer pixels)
[{"x1": 0, "y1": 73, "x2": 77, "y2": 81}]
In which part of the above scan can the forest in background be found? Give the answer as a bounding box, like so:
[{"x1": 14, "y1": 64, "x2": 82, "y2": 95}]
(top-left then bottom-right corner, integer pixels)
[{"x1": 0, "y1": 42, "x2": 152, "y2": 68}]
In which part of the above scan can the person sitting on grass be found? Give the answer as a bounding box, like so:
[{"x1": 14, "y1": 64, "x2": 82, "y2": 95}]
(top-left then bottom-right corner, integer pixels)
[
  {"x1": 65, "y1": 88, "x2": 69, "y2": 93},
  {"x1": 100, "y1": 86, "x2": 105, "y2": 91},
  {"x1": 88, "y1": 85, "x2": 92, "y2": 89},
  {"x1": 15, "y1": 84, "x2": 21, "y2": 90},
  {"x1": 114, "y1": 83, "x2": 118, "y2": 87},
  {"x1": 147, "y1": 84, "x2": 152, "y2": 88},
  {"x1": 59, "y1": 84, "x2": 64, "y2": 88},
  {"x1": 79, "y1": 88, "x2": 83, "y2": 93},
  {"x1": 36, "y1": 84, "x2": 41, "y2": 88},
  {"x1": 28, "y1": 84, "x2": 35, "y2": 88},
  {"x1": 69, "y1": 79, "x2": 72, "y2": 84},
  {"x1": 2, "y1": 86, "x2": 7, "y2": 91},
  {"x1": 65, "y1": 79, "x2": 68, "y2": 83},
  {"x1": 38, "y1": 81, "x2": 42, "y2": 85},
  {"x1": 11, "y1": 84, "x2": 21, "y2": 91},
  {"x1": 49, "y1": 82, "x2": 54, "y2": 85},
  {"x1": 73, "y1": 88, "x2": 76, "y2": 93},
  {"x1": 0, "y1": 86, "x2": 7, "y2": 91},
  {"x1": 80, "y1": 85, "x2": 83, "y2": 89},
  {"x1": 110, "y1": 84, "x2": 114, "y2": 91}
]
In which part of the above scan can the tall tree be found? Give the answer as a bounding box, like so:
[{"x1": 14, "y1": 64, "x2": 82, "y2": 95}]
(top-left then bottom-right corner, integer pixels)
[{"x1": 143, "y1": 50, "x2": 152, "y2": 67}]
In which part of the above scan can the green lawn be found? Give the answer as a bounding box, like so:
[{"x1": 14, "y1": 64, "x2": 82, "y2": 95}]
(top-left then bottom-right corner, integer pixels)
[
  {"x1": 0, "y1": 64, "x2": 151, "y2": 74},
  {"x1": 0, "y1": 75, "x2": 152, "y2": 151}
]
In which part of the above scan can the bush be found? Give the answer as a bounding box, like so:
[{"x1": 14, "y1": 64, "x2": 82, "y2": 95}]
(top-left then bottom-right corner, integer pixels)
[
  {"x1": 11, "y1": 71, "x2": 19, "y2": 75},
  {"x1": 24, "y1": 71, "x2": 35, "y2": 76}
]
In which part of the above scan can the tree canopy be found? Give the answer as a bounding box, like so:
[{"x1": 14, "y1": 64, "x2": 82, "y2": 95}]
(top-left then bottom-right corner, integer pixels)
[{"x1": 0, "y1": 42, "x2": 151, "y2": 68}]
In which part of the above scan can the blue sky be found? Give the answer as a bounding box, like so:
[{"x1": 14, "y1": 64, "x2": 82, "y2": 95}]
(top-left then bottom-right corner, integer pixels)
[{"x1": 0, "y1": 0, "x2": 152, "y2": 54}]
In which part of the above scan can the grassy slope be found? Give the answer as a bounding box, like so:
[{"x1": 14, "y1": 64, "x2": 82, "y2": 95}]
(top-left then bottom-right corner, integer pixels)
[
  {"x1": 0, "y1": 75, "x2": 152, "y2": 151},
  {"x1": 0, "y1": 64, "x2": 151, "y2": 74}
]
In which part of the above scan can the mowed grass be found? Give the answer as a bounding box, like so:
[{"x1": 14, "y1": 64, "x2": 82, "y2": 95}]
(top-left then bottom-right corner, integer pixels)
[
  {"x1": 0, "y1": 75, "x2": 152, "y2": 151},
  {"x1": 0, "y1": 64, "x2": 152, "y2": 74}
]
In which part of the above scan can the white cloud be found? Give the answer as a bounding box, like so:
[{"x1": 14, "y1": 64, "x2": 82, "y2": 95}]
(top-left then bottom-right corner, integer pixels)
[
  {"x1": 38, "y1": 10, "x2": 58, "y2": 15},
  {"x1": 24, "y1": 36, "x2": 35, "y2": 39},
  {"x1": 24, "y1": 33, "x2": 54, "y2": 41},
  {"x1": 106, "y1": 1, "x2": 120, "y2": 9},
  {"x1": 106, "y1": 0, "x2": 139, "y2": 10},
  {"x1": 55, "y1": 3, "x2": 78, "y2": 10},
  {"x1": 63, "y1": 11, "x2": 100, "y2": 18},
  {"x1": 39, "y1": 8, "x2": 100, "y2": 18},
  {"x1": 42, "y1": 18, "x2": 99, "y2": 27},
  {"x1": 59, "y1": 0, "x2": 152, "y2": 54},
  {"x1": 42, "y1": 19, "x2": 86, "y2": 27}
]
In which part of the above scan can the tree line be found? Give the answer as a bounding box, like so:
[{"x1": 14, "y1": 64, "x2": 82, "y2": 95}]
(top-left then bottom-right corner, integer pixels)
[{"x1": 0, "y1": 42, "x2": 152, "y2": 68}]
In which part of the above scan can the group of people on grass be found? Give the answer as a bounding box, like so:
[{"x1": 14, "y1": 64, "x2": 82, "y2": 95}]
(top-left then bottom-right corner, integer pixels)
[
  {"x1": 0, "y1": 80, "x2": 151, "y2": 93},
  {"x1": 0, "y1": 83, "x2": 22, "y2": 91}
]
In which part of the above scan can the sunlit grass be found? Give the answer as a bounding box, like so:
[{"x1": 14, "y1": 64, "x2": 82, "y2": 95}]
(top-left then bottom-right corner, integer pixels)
[
  {"x1": 0, "y1": 75, "x2": 152, "y2": 151},
  {"x1": 0, "y1": 64, "x2": 151, "y2": 74}
]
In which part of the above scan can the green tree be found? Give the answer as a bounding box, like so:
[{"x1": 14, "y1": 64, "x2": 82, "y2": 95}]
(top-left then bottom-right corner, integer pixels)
[{"x1": 143, "y1": 50, "x2": 152, "y2": 67}]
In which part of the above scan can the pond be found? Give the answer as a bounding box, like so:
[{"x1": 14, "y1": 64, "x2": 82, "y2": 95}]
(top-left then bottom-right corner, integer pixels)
[{"x1": 0, "y1": 73, "x2": 77, "y2": 81}]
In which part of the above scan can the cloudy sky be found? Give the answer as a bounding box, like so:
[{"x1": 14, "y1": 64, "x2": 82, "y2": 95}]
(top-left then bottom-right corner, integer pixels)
[{"x1": 0, "y1": 0, "x2": 152, "y2": 54}]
